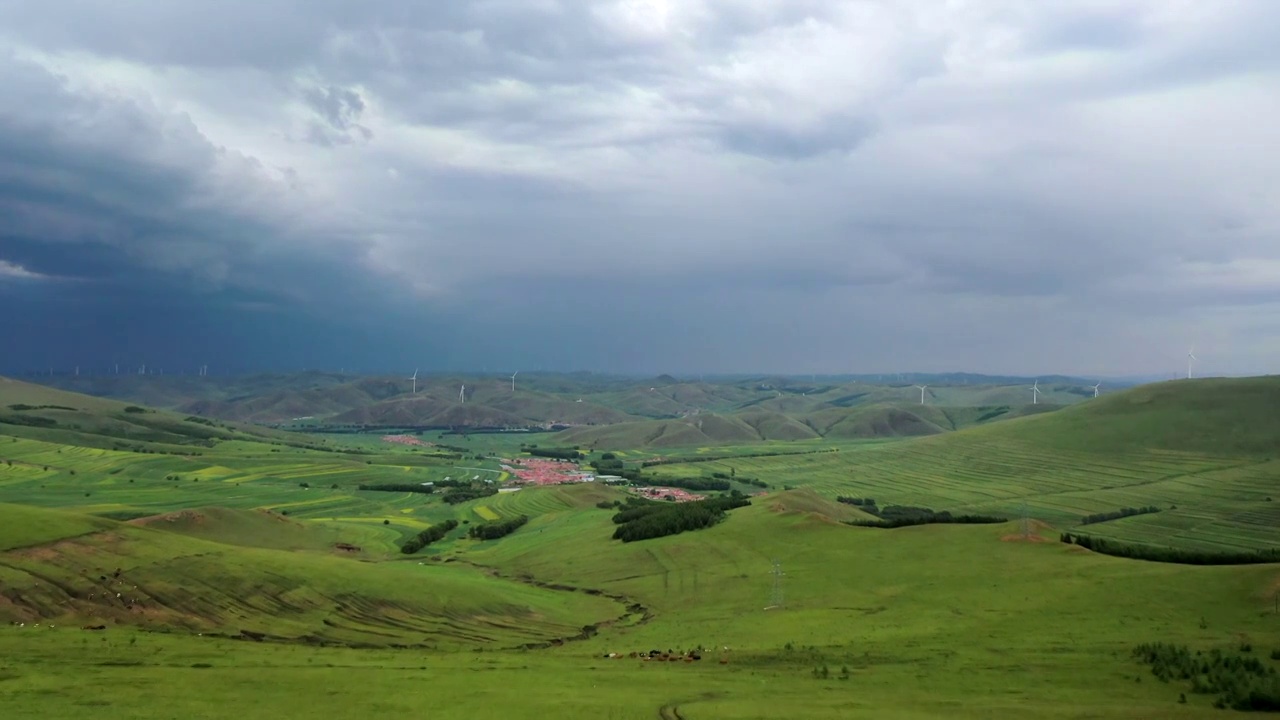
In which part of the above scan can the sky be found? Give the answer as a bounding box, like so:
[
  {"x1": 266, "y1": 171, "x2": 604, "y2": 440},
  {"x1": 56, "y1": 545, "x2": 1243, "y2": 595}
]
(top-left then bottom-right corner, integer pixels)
[{"x1": 1, "y1": 1, "x2": 1278, "y2": 378}]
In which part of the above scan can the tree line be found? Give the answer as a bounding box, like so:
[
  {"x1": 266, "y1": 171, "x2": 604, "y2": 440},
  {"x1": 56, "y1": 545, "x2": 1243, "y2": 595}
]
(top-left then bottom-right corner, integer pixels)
[
  {"x1": 589, "y1": 457, "x2": 644, "y2": 481},
  {"x1": 1060, "y1": 533, "x2": 1280, "y2": 565},
  {"x1": 469, "y1": 515, "x2": 529, "y2": 540},
  {"x1": 442, "y1": 487, "x2": 498, "y2": 504},
  {"x1": 611, "y1": 495, "x2": 751, "y2": 543},
  {"x1": 1079, "y1": 506, "x2": 1161, "y2": 525},
  {"x1": 400, "y1": 520, "x2": 459, "y2": 554},
  {"x1": 639, "y1": 448, "x2": 837, "y2": 468},
  {"x1": 645, "y1": 477, "x2": 731, "y2": 492},
  {"x1": 523, "y1": 446, "x2": 584, "y2": 460},
  {"x1": 846, "y1": 504, "x2": 1006, "y2": 529}
]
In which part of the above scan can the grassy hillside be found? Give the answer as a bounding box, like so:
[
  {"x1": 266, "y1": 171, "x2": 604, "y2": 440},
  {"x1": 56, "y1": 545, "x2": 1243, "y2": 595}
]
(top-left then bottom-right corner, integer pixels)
[
  {"x1": 0, "y1": 376, "x2": 307, "y2": 450},
  {"x1": 28, "y1": 372, "x2": 1101, "y2": 439},
  {"x1": 128, "y1": 507, "x2": 367, "y2": 553},
  {"x1": 648, "y1": 378, "x2": 1280, "y2": 551},
  {"x1": 984, "y1": 376, "x2": 1280, "y2": 455},
  {"x1": 0, "y1": 502, "x2": 112, "y2": 551},
  {"x1": 0, "y1": 504, "x2": 622, "y2": 647},
  {"x1": 0, "y1": 377, "x2": 1277, "y2": 717},
  {"x1": 556, "y1": 401, "x2": 1061, "y2": 447},
  {"x1": 4, "y1": 483, "x2": 1269, "y2": 717}
]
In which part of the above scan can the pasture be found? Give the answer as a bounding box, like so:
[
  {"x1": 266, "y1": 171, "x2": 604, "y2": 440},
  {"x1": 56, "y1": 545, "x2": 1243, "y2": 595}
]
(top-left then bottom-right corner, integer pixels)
[
  {"x1": 1, "y1": 493, "x2": 1278, "y2": 718},
  {"x1": 2, "y1": 377, "x2": 1279, "y2": 717}
]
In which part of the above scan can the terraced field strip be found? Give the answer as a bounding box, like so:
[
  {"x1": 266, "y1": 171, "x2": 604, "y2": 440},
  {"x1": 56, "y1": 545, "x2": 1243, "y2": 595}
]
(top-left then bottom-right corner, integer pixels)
[
  {"x1": 473, "y1": 505, "x2": 500, "y2": 521},
  {"x1": 484, "y1": 487, "x2": 576, "y2": 517}
]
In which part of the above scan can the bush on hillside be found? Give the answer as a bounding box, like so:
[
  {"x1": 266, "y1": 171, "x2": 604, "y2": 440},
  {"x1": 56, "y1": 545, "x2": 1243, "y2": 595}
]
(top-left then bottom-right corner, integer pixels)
[
  {"x1": 611, "y1": 495, "x2": 751, "y2": 543},
  {"x1": 524, "y1": 447, "x2": 583, "y2": 460},
  {"x1": 1060, "y1": 534, "x2": 1280, "y2": 565},
  {"x1": 1, "y1": 415, "x2": 58, "y2": 428},
  {"x1": 646, "y1": 477, "x2": 731, "y2": 492},
  {"x1": 468, "y1": 515, "x2": 528, "y2": 540},
  {"x1": 1132, "y1": 642, "x2": 1280, "y2": 711},
  {"x1": 400, "y1": 520, "x2": 459, "y2": 554},
  {"x1": 845, "y1": 505, "x2": 1006, "y2": 528},
  {"x1": 442, "y1": 487, "x2": 498, "y2": 504},
  {"x1": 591, "y1": 458, "x2": 625, "y2": 473},
  {"x1": 1079, "y1": 506, "x2": 1161, "y2": 526},
  {"x1": 837, "y1": 497, "x2": 876, "y2": 507}
]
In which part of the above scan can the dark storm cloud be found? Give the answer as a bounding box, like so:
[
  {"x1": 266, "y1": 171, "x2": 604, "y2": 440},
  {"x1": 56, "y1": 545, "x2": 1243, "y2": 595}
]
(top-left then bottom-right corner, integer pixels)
[{"x1": 1, "y1": 2, "x2": 1278, "y2": 376}]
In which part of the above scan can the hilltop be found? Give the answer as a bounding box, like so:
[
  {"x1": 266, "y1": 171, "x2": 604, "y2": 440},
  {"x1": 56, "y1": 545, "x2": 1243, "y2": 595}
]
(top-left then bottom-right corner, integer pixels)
[
  {"x1": 976, "y1": 375, "x2": 1280, "y2": 455},
  {"x1": 556, "y1": 401, "x2": 1062, "y2": 447},
  {"x1": 0, "y1": 376, "x2": 306, "y2": 451}
]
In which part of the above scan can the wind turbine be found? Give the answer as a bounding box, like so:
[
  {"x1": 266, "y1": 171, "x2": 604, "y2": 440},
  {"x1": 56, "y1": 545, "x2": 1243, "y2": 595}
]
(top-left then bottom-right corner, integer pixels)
[
  {"x1": 459, "y1": 385, "x2": 466, "y2": 404},
  {"x1": 510, "y1": 371, "x2": 518, "y2": 393},
  {"x1": 1031, "y1": 380, "x2": 1042, "y2": 405},
  {"x1": 915, "y1": 384, "x2": 928, "y2": 405},
  {"x1": 1091, "y1": 382, "x2": 1101, "y2": 398},
  {"x1": 408, "y1": 368, "x2": 419, "y2": 394},
  {"x1": 1186, "y1": 348, "x2": 1196, "y2": 379}
]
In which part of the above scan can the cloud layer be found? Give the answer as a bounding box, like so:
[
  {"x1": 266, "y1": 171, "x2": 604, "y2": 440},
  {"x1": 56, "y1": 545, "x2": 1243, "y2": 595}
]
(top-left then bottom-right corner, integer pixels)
[{"x1": 2, "y1": 1, "x2": 1278, "y2": 376}]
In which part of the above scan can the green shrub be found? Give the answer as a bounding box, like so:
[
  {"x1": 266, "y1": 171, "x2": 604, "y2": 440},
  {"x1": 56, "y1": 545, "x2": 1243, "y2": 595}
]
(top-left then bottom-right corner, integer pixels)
[{"x1": 401, "y1": 520, "x2": 459, "y2": 554}]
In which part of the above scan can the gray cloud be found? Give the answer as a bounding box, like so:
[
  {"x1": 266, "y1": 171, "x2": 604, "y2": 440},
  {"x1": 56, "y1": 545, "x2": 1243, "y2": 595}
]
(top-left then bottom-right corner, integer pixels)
[
  {"x1": 303, "y1": 84, "x2": 372, "y2": 146},
  {"x1": 1, "y1": 2, "x2": 1278, "y2": 376}
]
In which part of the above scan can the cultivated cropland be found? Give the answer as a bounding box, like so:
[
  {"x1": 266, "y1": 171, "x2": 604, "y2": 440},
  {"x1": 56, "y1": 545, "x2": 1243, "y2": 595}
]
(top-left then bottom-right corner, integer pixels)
[{"x1": 1, "y1": 372, "x2": 1278, "y2": 718}]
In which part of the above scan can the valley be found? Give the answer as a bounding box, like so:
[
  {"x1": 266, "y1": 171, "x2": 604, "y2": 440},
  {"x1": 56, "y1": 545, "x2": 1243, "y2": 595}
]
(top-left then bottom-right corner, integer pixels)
[{"x1": 0, "y1": 374, "x2": 1277, "y2": 718}]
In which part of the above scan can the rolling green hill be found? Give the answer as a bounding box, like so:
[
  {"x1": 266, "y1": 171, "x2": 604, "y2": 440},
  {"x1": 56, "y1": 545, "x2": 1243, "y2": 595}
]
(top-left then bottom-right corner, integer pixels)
[
  {"x1": 555, "y1": 401, "x2": 1063, "y2": 447},
  {"x1": 0, "y1": 503, "x2": 622, "y2": 647},
  {"x1": 0, "y1": 376, "x2": 305, "y2": 450},
  {"x1": 27, "y1": 373, "x2": 1101, "y2": 440},
  {"x1": 648, "y1": 377, "x2": 1280, "y2": 552},
  {"x1": 0, "y1": 376, "x2": 1278, "y2": 717}
]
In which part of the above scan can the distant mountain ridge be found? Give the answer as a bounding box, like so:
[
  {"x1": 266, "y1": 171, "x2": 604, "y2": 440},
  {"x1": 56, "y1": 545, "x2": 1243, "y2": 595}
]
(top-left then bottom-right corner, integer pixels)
[{"x1": 18, "y1": 371, "x2": 1116, "y2": 443}]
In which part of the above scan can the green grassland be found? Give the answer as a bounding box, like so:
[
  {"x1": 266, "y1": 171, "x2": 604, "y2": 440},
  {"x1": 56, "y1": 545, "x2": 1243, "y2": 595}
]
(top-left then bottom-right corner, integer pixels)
[
  {"x1": 646, "y1": 378, "x2": 1280, "y2": 552},
  {"x1": 0, "y1": 493, "x2": 1277, "y2": 718},
  {"x1": 0, "y1": 377, "x2": 1278, "y2": 718}
]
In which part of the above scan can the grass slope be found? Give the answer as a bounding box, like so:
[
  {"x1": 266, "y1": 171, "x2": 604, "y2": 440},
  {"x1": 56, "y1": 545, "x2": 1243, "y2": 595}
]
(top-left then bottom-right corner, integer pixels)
[
  {"x1": 649, "y1": 378, "x2": 1280, "y2": 551},
  {"x1": 0, "y1": 474, "x2": 1274, "y2": 717},
  {"x1": 0, "y1": 376, "x2": 304, "y2": 450},
  {"x1": 0, "y1": 504, "x2": 620, "y2": 648}
]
